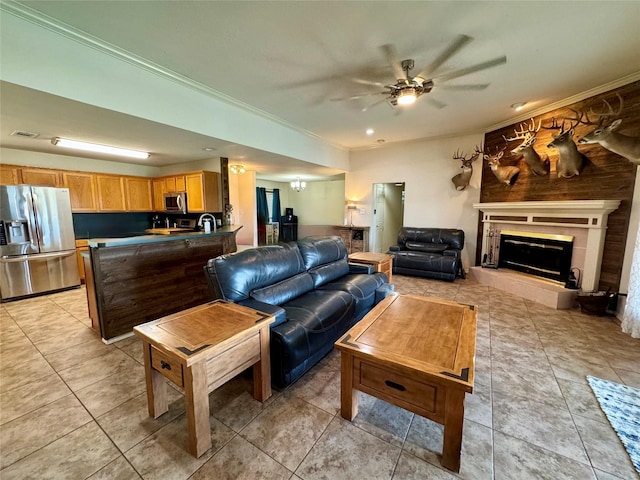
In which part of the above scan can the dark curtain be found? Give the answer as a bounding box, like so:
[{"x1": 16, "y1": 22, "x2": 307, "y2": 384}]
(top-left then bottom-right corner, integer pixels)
[
  {"x1": 272, "y1": 188, "x2": 282, "y2": 241},
  {"x1": 256, "y1": 187, "x2": 269, "y2": 245}
]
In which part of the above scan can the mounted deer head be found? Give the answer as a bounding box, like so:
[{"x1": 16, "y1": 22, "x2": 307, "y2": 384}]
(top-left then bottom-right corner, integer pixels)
[
  {"x1": 484, "y1": 145, "x2": 520, "y2": 185},
  {"x1": 544, "y1": 116, "x2": 586, "y2": 178},
  {"x1": 576, "y1": 93, "x2": 640, "y2": 164},
  {"x1": 503, "y1": 118, "x2": 549, "y2": 176},
  {"x1": 451, "y1": 145, "x2": 481, "y2": 191}
]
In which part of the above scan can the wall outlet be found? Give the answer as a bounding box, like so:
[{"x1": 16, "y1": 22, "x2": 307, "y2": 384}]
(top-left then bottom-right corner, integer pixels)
[{"x1": 359, "y1": 208, "x2": 366, "y2": 214}]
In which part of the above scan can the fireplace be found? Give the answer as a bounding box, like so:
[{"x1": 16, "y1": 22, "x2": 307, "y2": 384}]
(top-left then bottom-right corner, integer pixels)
[{"x1": 498, "y1": 230, "x2": 573, "y2": 284}]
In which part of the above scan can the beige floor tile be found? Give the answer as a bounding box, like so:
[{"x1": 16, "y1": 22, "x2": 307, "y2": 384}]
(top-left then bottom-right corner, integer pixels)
[
  {"x1": 74, "y1": 365, "x2": 146, "y2": 417},
  {"x1": 403, "y1": 414, "x2": 444, "y2": 467},
  {"x1": 0, "y1": 422, "x2": 119, "y2": 480},
  {"x1": 295, "y1": 416, "x2": 401, "y2": 480},
  {"x1": 240, "y1": 393, "x2": 333, "y2": 471},
  {"x1": 287, "y1": 361, "x2": 341, "y2": 415},
  {"x1": 492, "y1": 390, "x2": 589, "y2": 465},
  {"x1": 556, "y1": 378, "x2": 608, "y2": 424},
  {"x1": 0, "y1": 373, "x2": 71, "y2": 425},
  {"x1": 350, "y1": 392, "x2": 413, "y2": 447},
  {"x1": 458, "y1": 420, "x2": 494, "y2": 480},
  {"x1": 86, "y1": 455, "x2": 142, "y2": 480},
  {"x1": 614, "y1": 368, "x2": 640, "y2": 388},
  {"x1": 392, "y1": 451, "x2": 458, "y2": 479},
  {"x1": 0, "y1": 394, "x2": 92, "y2": 469},
  {"x1": 32, "y1": 324, "x2": 100, "y2": 355},
  {"x1": 57, "y1": 348, "x2": 142, "y2": 391},
  {"x1": 191, "y1": 435, "x2": 292, "y2": 480},
  {"x1": 125, "y1": 414, "x2": 233, "y2": 480},
  {"x1": 573, "y1": 414, "x2": 638, "y2": 479},
  {"x1": 44, "y1": 337, "x2": 113, "y2": 372},
  {"x1": 97, "y1": 389, "x2": 185, "y2": 452},
  {"x1": 0, "y1": 354, "x2": 55, "y2": 394},
  {"x1": 548, "y1": 354, "x2": 623, "y2": 384},
  {"x1": 464, "y1": 380, "x2": 492, "y2": 428},
  {"x1": 493, "y1": 430, "x2": 596, "y2": 480}
]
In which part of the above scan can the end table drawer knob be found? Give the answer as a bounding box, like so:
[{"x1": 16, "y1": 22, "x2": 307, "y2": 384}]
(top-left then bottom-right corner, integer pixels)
[
  {"x1": 385, "y1": 380, "x2": 406, "y2": 391},
  {"x1": 161, "y1": 360, "x2": 171, "y2": 371}
]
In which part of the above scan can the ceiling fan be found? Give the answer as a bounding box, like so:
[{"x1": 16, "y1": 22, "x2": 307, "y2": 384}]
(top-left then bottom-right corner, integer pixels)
[{"x1": 335, "y1": 35, "x2": 507, "y2": 110}]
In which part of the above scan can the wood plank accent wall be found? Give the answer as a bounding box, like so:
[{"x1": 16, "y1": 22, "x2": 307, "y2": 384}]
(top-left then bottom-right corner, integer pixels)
[{"x1": 477, "y1": 81, "x2": 640, "y2": 291}]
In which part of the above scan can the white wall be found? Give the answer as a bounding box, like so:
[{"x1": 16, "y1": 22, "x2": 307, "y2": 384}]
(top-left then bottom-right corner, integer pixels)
[{"x1": 349, "y1": 134, "x2": 484, "y2": 271}]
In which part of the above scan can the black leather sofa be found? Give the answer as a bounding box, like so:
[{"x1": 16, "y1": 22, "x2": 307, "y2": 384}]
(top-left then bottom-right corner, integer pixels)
[
  {"x1": 204, "y1": 236, "x2": 393, "y2": 388},
  {"x1": 388, "y1": 227, "x2": 465, "y2": 281}
]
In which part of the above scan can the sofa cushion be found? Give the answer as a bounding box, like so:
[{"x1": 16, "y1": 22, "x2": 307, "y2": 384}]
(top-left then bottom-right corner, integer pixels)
[
  {"x1": 318, "y1": 272, "x2": 387, "y2": 318},
  {"x1": 398, "y1": 228, "x2": 465, "y2": 251},
  {"x1": 308, "y1": 261, "x2": 350, "y2": 288},
  {"x1": 297, "y1": 236, "x2": 347, "y2": 270},
  {"x1": 251, "y1": 272, "x2": 314, "y2": 306},
  {"x1": 393, "y1": 251, "x2": 458, "y2": 276},
  {"x1": 405, "y1": 242, "x2": 448, "y2": 253},
  {"x1": 205, "y1": 243, "x2": 305, "y2": 302}
]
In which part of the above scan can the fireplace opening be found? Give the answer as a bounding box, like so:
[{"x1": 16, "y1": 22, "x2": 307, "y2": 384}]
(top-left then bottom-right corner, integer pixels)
[{"x1": 498, "y1": 230, "x2": 573, "y2": 284}]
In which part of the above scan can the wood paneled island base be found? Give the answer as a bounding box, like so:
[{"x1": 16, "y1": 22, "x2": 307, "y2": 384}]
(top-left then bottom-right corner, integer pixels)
[
  {"x1": 335, "y1": 293, "x2": 477, "y2": 472},
  {"x1": 134, "y1": 300, "x2": 275, "y2": 458}
]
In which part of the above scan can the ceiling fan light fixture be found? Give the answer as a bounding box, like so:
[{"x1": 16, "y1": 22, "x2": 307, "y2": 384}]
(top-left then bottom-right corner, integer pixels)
[
  {"x1": 51, "y1": 137, "x2": 149, "y2": 159},
  {"x1": 397, "y1": 88, "x2": 417, "y2": 106},
  {"x1": 511, "y1": 102, "x2": 527, "y2": 112},
  {"x1": 229, "y1": 164, "x2": 246, "y2": 174}
]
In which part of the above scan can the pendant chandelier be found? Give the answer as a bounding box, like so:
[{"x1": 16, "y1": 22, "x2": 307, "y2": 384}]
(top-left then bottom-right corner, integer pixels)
[{"x1": 290, "y1": 177, "x2": 306, "y2": 192}]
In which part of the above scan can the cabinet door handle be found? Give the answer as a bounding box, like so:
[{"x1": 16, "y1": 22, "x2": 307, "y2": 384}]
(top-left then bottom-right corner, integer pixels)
[
  {"x1": 160, "y1": 360, "x2": 172, "y2": 371},
  {"x1": 385, "y1": 380, "x2": 406, "y2": 391}
]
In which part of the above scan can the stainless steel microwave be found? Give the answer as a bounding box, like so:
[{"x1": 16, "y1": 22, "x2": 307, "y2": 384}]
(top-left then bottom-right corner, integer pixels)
[{"x1": 163, "y1": 191, "x2": 187, "y2": 214}]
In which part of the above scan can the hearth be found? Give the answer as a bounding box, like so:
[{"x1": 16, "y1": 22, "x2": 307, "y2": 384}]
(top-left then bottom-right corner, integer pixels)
[{"x1": 498, "y1": 230, "x2": 573, "y2": 284}]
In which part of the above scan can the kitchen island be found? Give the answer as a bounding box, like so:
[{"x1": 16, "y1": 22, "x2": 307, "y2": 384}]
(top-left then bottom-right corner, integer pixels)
[{"x1": 84, "y1": 226, "x2": 241, "y2": 342}]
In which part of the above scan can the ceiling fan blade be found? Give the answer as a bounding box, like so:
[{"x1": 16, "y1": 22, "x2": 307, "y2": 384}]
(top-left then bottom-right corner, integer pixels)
[
  {"x1": 434, "y1": 56, "x2": 507, "y2": 82},
  {"x1": 330, "y1": 92, "x2": 385, "y2": 102},
  {"x1": 426, "y1": 97, "x2": 447, "y2": 109},
  {"x1": 416, "y1": 34, "x2": 472, "y2": 79},
  {"x1": 350, "y1": 77, "x2": 388, "y2": 88},
  {"x1": 362, "y1": 97, "x2": 388, "y2": 112},
  {"x1": 380, "y1": 44, "x2": 406, "y2": 81},
  {"x1": 435, "y1": 83, "x2": 490, "y2": 91}
]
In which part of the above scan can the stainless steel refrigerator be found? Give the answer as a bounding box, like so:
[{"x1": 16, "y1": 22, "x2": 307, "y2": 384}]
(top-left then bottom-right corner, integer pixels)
[{"x1": 0, "y1": 185, "x2": 80, "y2": 301}]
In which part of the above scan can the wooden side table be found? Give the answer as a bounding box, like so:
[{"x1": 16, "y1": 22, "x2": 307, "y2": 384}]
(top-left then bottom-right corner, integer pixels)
[
  {"x1": 348, "y1": 252, "x2": 394, "y2": 283},
  {"x1": 133, "y1": 300, "x2": 275, "y2": 457}
]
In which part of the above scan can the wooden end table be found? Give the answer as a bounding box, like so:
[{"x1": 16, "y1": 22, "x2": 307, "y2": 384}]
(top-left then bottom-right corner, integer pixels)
[
  {"x1": 348, "y1": 252, "x2": 394, "y2": 283},
  {"x1": 335, "y1": 293, "x2": 476, "y2": 472},
  {"x1": 134, "y1": 300, "x2": 275, "y2": 457}
]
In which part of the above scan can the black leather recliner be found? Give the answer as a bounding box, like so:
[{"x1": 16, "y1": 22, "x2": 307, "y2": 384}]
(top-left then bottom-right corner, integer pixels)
[
  {"x1": 204, "y1": 236, "x2": 392, "y2": 388},
  {"x1": 388, "y1": 227, "x2": 465, "y2": 281}
]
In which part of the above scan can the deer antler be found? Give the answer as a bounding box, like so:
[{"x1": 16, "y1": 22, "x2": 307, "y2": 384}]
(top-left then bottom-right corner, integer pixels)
[
  {"x1": 504, "y1": 118, "x2": 541, "y2": 142},
  {"x1": 581, "y1": 93, "x2": 625, "y2": 128},
  {"x1": 453, "y1": 149, "x2": 470, "y2": 162},
  {"x1": 542, "y1": 117, "x2": 563, "y2": 131}
]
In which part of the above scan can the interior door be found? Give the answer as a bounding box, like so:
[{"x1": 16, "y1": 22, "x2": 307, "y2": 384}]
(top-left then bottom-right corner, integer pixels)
[{"x1": 373, "y1": 183, "x2": 385, "y2": 253}]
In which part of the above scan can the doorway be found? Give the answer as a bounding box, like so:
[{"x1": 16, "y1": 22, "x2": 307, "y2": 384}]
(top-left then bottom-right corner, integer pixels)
[{"x1": 371, "y1": 183, "x2": 405, "y2": 253}]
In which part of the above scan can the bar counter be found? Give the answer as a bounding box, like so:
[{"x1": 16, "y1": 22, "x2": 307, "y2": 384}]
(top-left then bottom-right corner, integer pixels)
[{"x1": 85, "y1": 225, "x2": 242, "y2": 342}]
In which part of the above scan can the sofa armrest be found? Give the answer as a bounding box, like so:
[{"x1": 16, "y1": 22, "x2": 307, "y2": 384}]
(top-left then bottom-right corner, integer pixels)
[
  {"x1": 348, "y1": 262, "x2": 375, "y2": 274},
  {"x1": 443, "y1": 249, "x2": 461, "y2": 258},
  {"x1": 388, "y1": 245, "x2": 402, "y2": 252},
  {"x1": 237, "y1": 298, "x2": 287, "y2": 327}
]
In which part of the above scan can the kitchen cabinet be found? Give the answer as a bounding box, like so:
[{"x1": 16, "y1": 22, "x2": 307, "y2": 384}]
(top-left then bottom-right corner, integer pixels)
[
  {"x1": 152, "y1": 178, "x2": 166, "y2": 211},
  {"x1": 125, "y1": 176, "x2": 153, "y2": 211},
  {"x1": 62, "y1": 171, "x2": 98, "y2": 212},
  {"x1": 20, "y1": 167, "x2": 63, "y2": 187},
  {"x1": 185, "y1": 171, "x2": 219, "y2": 212},
  {"x1": 0, "y1": 165, "x2": 21, "y2": 185},
  {"x1": 96, "y1": 174, "x2": 126, "y2": 211},
  {"x1": 75, "y1": 239, "x2": 89, "y2": 283},
  {"x1": 165, "y1": 175, "x2": 186, "y2": 192}
]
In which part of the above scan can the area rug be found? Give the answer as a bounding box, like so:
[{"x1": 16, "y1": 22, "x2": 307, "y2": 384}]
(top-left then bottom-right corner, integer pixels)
[{"x1": 587, "y1": 375, "x2": 640, "y2": 474}]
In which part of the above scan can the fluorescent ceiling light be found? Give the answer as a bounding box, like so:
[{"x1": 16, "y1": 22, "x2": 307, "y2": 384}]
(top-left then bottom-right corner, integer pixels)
[{"x1": 51, "y1": 137, "x2": 149, "y2": 159}]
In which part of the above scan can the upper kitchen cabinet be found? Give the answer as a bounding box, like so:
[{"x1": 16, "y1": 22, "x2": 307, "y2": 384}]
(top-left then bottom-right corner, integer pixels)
[
  {"x1": 125, "y1": 177, "x2": 153, "y2": 211},
  {"x1": 20, "y1": 167, "x2": 63, "y2": 187},
  {"x1": 165, "y1": 175, "x2": 186, "y2": 193},
  {"x1": 62, "y1": 171, "x2": 98, "y2": 212},
  {"x1": 186, "y1": 171, "x2": 219, "y2": 212},
  {"x1": 152, "y1": 178, "x2": 166, "y2": 211},
  {"x1": 0, "y1": 164, "x2": 21, "y2": 185},
  {"x1": 96, "y1": 174, "x2": 126, "y2": 211}
]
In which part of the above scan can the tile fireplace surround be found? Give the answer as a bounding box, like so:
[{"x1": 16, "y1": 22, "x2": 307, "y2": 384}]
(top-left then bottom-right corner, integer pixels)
[{"x1": 472, "y1": 201, "x2": 621, "y2": 308}]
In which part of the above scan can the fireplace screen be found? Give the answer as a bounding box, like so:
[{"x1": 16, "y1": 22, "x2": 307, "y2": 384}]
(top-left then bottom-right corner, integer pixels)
[{"x1": 498, "y1": 230, "x2": 574, "y2": 283}]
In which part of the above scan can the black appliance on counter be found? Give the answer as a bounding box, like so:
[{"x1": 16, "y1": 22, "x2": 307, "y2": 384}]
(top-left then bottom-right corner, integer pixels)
[{"x1": 281, "y1": 207, "x2": 298, "y2": 241}]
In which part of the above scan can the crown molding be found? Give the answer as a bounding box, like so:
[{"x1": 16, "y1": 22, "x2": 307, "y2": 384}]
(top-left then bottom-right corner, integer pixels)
[
  {"x1": 485, "y1": 72, "x2": 640, "y2": 133},
  {"x1": 0, "y1": 1, "x2": 347, "y2": 152}
]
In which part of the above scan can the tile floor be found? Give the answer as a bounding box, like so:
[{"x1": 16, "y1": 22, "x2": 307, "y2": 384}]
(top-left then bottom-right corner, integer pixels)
[{"x1": 1, "y1": 275, "x2": 639, "y2": 479}]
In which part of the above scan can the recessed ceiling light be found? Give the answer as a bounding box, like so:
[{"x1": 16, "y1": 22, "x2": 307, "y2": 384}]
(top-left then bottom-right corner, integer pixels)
[
  {"x1": 366, "y1": 128, "x2": 374, "y2": 136},
  {"x1": 511, "y1": 102, "x2": 527, "y2": 112},
  {"x1": 203, "y1": 147, "x2": 216, "y2": 152},
  {"x1": 377, "y1": 139, "x2": 385, "y2": 144}
]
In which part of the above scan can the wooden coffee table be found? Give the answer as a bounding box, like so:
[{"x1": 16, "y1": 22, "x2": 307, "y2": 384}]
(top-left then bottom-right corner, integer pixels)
[
  {"x1": 134, "y1": 300, "x2": 275, "y2": 457},
  {"x1": 348, "y1": 252, "x2": 393, "y2": 282},
  {"x1": 335, "y1": 293, "x2": 476, "y2": 472}
]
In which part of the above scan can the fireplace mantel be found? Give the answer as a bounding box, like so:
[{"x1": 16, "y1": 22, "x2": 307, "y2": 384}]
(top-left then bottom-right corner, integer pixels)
[{"x1": 473, "y1": 200, "x2": 621, "y2": 293}]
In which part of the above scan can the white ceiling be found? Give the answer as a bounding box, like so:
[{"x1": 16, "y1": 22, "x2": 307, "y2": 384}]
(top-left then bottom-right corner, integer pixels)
[{"x1": 1, "y1": 1, "x2": 640, "y2": 181}]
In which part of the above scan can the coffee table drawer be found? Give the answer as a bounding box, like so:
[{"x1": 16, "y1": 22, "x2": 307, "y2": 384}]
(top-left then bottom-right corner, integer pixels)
[
  {"x1": 356, "y1": 360, "x2": 440, "y2": 416},
  {"x1": 151, "y1": 346, "x2": 184, "y2": 387}
]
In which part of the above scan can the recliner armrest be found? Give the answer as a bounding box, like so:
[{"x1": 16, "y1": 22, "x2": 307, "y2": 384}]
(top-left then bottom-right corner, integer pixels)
[
  {"x1": 388, "y1": 245, "x2": 402, "y2": 252},
  {"x1": 443, "y1": 249, "x2": 461, "y2": 258},
  {"x1": 237, "y1": 298, "x2": 287, "y2": 327}
]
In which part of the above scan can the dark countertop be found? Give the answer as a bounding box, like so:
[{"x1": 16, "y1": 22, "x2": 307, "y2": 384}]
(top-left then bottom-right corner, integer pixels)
[{"x1": 87, "y1": 225, "x2": 242, "y2": 248}]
